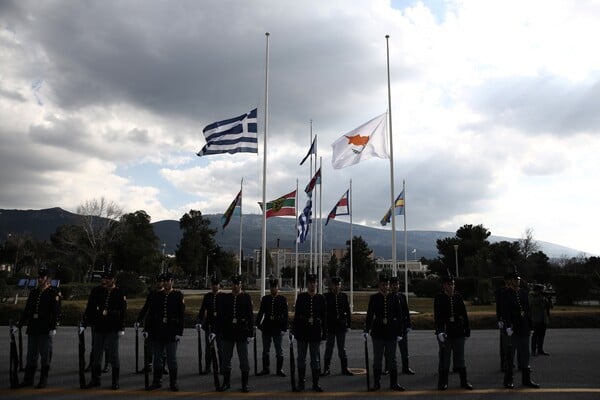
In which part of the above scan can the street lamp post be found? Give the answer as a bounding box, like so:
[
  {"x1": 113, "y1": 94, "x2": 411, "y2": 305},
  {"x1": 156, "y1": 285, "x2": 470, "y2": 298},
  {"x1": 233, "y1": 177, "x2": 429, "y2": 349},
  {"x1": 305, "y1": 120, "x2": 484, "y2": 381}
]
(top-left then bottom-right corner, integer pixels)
[
  {"x1": 205, "y1": 255, "x2": 209, "y2": 289},
  {"x1": 453, "y1": 244, "x2": 459, "y2": 278}
]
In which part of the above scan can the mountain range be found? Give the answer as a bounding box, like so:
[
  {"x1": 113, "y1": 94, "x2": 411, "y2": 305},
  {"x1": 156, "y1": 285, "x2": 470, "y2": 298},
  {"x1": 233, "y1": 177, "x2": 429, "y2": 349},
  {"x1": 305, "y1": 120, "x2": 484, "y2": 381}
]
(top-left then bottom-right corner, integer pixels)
[{"x1": 0, "y1": 207, "x2": 585, "y2": 259}]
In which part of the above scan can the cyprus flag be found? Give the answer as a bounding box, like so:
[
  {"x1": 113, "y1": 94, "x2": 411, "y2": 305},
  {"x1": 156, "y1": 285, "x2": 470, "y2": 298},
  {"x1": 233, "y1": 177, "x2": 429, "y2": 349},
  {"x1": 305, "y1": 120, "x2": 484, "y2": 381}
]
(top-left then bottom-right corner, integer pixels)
[{"x1": 331, "y1": 113, "x2": 389, "y2": 169}]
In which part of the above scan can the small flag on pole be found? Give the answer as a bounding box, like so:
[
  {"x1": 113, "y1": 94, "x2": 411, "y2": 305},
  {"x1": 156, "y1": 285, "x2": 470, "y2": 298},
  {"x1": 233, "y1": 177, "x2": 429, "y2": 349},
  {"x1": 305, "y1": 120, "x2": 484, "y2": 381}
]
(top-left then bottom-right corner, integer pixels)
[
  {"x1": 297, "y1": 198, "x2": 312, "y2": 243},
  {"x1": 331, "y1": 113, "x2": 389, "y2": 169},
  {"x1": 197, "y1": 108, "x2": 258, "y2": 156},
  {"x1": 304, "y1": 167, "x2": 321, "y2": 194},
  {"x1": 221, "y1": 190, "x2": 242, "y2": 230},
  {"x1": 380, "y1": 189, "x2": 405, "y2": 226},
  {"x1": 326, "y1": 190, "x2": 350, "y2": 226},
  {"x1": 259, "y1": 190, "x2": 297, "y2": 218},
  {"x1": 300, "y1": 136, "x2": 317, "y2": 165}
]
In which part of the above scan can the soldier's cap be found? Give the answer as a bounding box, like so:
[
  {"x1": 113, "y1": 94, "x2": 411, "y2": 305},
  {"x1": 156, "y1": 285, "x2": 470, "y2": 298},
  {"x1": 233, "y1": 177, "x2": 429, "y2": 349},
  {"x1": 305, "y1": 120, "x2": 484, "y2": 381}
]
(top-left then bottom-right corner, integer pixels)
[
  {"x1": 102, "y1": 269, "x2": 115, "y2": 279},
  {"x1": 389, "y1": 276, "x2": 399, "y2": 284},
  {"x1": 504, "y1": 271, "x2": 520, "y2": 280},
  {"x1": 307, "y1": 273, "x2": 317, "y2": 283},
  {"x1": 330, "y1": 276, "x2": 342, "y2": 285},
  {"x1": 210, "y1": 276, "x2": 220, "y2": 285},
  {"x1": 38, "y1": 267, "x2": 49, "y2": 277},
  {"x1": 442, "y1": 275, "x2": 455, "y2": 284},
  {"x1": 230, "y1": 274, "x2": 242, "y2": 284},
  {"x1": 378, "y1": 273, "x2": 390, "y2": 283},
  {"x1": 163, "y1": 272, "x2": 174, "y2": 281},
  {"x1": 268, "y1": 277, "x2": 279, "y2": 287},
  {"x1": 155, "y1": 273, "x2": 164, "y2": 281}
]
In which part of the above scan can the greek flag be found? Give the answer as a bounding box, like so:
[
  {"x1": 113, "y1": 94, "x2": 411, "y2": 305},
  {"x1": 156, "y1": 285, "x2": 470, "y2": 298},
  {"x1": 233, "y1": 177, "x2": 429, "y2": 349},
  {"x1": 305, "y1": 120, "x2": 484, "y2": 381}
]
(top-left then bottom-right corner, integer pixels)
[
  {"x1": 296, "y1": 198, "x2": 312, "y2": 244},
  {"x1": 197, "y1": 108, "x2": 258, "y2": 156}
]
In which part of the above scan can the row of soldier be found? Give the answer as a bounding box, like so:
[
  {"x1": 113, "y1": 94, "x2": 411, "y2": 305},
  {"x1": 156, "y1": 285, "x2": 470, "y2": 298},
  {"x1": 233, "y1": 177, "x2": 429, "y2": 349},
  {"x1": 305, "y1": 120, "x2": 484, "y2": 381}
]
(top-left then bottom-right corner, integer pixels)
[{"x1": 11, "y1": 267, "x2": 542, "y2": 392}]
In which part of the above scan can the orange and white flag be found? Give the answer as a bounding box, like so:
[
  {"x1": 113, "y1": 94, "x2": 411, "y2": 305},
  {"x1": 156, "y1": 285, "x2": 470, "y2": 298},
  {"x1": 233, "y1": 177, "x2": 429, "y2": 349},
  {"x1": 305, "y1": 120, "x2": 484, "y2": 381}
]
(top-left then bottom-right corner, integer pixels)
[{"x1": 331, "y1": 113, "x2": 389, "y2": 169}]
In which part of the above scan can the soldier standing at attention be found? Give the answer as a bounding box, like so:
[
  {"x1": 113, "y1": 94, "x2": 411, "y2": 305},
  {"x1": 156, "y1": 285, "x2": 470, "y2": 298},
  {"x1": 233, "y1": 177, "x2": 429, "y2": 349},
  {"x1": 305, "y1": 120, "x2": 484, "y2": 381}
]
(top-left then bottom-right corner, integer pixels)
[
  {"x1": 500, "y1": 271, "x2": 540, "y2": 389},
  {"x1": 495, "y1": 276, "x2": 509, "y2": 372},
  {"x1": 196, "y1": 275, "x2": 222, "y2": 374},
  {"x1": 256, "y1": 276, "x2": 289, "y2": 377},
  {"x1": 529, "y1": 284, "x2": 551, "y2": 356},
  {"x1": 145, "y1": 272, "x2": 185, "y2": 391},
  {"x1": 215, "y1": 274, "x2": 254, "y2": 392},
  {"x1": 363, "y1": 273, "x2": 405, "y2": 392},
  {"x1": 322, "y1": 276, "x2": 353, "y2": 376},
  {"x1": 434, "y1": 275, "x2": 472, "y2": 391},
  {"x1": 135, "y1": 273, "x2": 165, "y2": 373},
  {"x1": 390, "y1": 276, "x2": 415, "y2": 375},
  {"x1": 81, "y1": 267, "x2": 127, "y2": 390},
  {"x1": 291, "y1": 273, "x2": 326, "y2": 392},
  {"x1": 15, "y1": 267, "x2": 61, "y2": 389}
]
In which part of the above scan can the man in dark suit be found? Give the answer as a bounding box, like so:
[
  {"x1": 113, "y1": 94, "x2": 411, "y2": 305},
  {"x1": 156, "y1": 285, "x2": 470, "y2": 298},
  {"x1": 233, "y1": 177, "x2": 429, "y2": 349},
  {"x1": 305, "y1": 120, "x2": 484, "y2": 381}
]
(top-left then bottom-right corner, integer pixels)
[
  {"x1": 322, "y1": 276, "x2": 353, "y2": 376},
  {"x1": 256, "y1": 276, "x2": 288, "y2": 377}
]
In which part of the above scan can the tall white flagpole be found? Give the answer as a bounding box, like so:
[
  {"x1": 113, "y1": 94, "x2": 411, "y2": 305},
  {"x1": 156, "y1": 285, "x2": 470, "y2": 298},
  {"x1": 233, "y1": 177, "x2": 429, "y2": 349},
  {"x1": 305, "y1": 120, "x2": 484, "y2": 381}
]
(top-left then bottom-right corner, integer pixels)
[
  {"x1": 238, "y1": 178, "x2": 243, "y2": 275},
  {"x1": 386, "y1": 34, "x2": 397, "y2": 277},
  {"x1": 308, "y1": 121, "x2": 314, "y2": 274},
  {"x1": 403, "y1": 180, "x2": 409, "y2": 302},
  {"x1": 318, "y1": 156, "x2": 323, "y2": 294},
  {"x1": 295, "y1": 179, "x2": 299, "y2": 302},
  {"x1": 349, "y1": 179, "x2": 354, "y2": 312},
  {"x1": 260, "y1": 32, "x2": 270, "y2": 298}
]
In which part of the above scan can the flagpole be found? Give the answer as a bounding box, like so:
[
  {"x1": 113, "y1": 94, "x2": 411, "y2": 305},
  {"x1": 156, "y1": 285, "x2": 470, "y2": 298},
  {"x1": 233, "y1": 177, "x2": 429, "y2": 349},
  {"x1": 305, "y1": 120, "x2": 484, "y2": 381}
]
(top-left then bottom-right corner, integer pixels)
[
  {"x1": 260, "y1": 32, "x2": 270, "y2": 298},
  {"x1": 318, "y1": 156, "x2": 323, "y2": 294},
  {"x1": 308, "y1": 121, "x2": 314, "y2": 274},
  {"x1": 403, "y1": 180, "x2": 409, "y2": 302},
  {"x1": 239, "y1": 178, "x2": 243, "y2": 275},
  {"x1": 349, "y1": 179, "x2": 354, "y2": 312},
  {"x1": 295, "y1": 179, "x2": 299, "y2": 302},
  {"x1": 385, "y1": 34, "x2": 397, "y2": 277}
]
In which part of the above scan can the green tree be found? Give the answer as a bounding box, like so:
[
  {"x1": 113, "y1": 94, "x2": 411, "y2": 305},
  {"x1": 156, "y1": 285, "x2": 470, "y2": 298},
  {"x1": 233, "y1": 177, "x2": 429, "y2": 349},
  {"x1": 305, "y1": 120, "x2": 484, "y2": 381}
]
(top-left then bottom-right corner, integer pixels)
[
  {"x1": 524, "y1": 251, "x2": 552, "y2": 283},
  {"x1": 175, "y1": 210, "x2": 217, "y2": 281},
  {"x1": 327, "y1": 253, "x2": 339, "y2": 277},
  {"x1": 488, "y1": 241, "x2": 523, "y2": 277},
  {"x1": 110, "y1": 210, "x2": 160, "y2": 276},
  {"x1": 49, "y1": 224, "x2": 90, "y2": 282},
  {"x1": 436, "y1": 224, "x2": 491, "y2": 277},
  {"x1": 339, "y1": 236, "x2": 377, "y2": 289}
]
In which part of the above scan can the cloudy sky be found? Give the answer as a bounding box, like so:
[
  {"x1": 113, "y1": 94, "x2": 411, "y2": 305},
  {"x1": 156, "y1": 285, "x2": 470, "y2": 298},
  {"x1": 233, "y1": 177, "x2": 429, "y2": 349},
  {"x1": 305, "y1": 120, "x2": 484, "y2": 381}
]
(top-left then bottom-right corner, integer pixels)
[{"x1": 1, "y1": 0, "x2": 599, "y2": 256}]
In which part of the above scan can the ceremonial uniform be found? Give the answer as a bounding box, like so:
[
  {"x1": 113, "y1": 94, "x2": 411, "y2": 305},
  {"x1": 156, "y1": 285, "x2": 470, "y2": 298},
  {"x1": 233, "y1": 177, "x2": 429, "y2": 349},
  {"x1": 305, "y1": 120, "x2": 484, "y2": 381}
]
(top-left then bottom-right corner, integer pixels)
[
  {"x1": 136, "y1": 274, "x2": 165, "y2": 373},
  {"x1": 256, "y1": 277, "x2": 288, "y2": 377},
  {"x1": 495, "y1": 283, "x2": 508, "y2": 371},
  {"x1": 215, "y1": 275, "x2": 254, "y2": 392},
  {"x1": 434, "y1": 276, "x2": 472, "y2": 390},
  {"x1": 197, "y1": 276, "x2": 221, "y2": 374},
  {"x1": 364, "y1": 274, "x2": 404, "y2": 391},
  {"x1": 390, "y1": 276, "x2": 415, "y2": 375},
  {"x1": 145, "y1": 273, "x2": 185, "y2": 391},
  {"x1": 82, "y1": 269, "x2": 127, "y2": 389},
  {"x1": 17, "y1": 268, "x2": 61, "y2": 388},
  {"x1": 323, "y1": 277, "x2": 353, "y2": 376},
  {"x1": 292, "y1": 274, "x2": 326, "y2": 392},
  {"x1": 499, "y1": 271, "x2": 539, "y2": 389}
]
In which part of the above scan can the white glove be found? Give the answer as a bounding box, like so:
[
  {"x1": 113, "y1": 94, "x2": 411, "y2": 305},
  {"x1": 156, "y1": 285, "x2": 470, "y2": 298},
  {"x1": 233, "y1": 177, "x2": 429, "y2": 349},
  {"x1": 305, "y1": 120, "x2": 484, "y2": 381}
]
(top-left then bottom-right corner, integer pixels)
[
  {"x1": 142, "y1": 331, "x2": 148, "y2": 339},
  {"x1": 247, "y1": 336, "x2": 254, "y2": 344},
  {"x1": 497, "y1": 321, "x2": 504, "y2": 329},
  {"x1": 437, "y1": 332, "x2": 446, "y2": 343},
  {"x1": 406, "y1": 327, "x2": 412, "y2": 333},
  {"x1": 362, "y1": 332, "x2": 369, "y2": 341},
  {"x1": 175, "y1": 335, "x2": 183, "y2": 342},
  {"x1": 289, "y1": 334, "x2": 295, "y2": 343},
  {"x1": 396, "y1": 336, "x2": 403, "y2": 342},
  {"x1": 134, "y1": 322, "x2": 140, "y2": 329},
  {"x1": 50, "y1": 329, "x2": 57, "y2": 336},
  {"x1": 346, "y1": 328, "x2": 351, "y2": 333},
  {"x1": 118, "y1": 330, "x2": 125, "y2": 336},
  {"x1": 195, "y1": 323, "x2": 202, "y2": 332},
  {"x1": 10, "y1": 326, "x2": 18, "y2": 335},
  {"x1": 280, "y1": 331, "x2": 286, "y2": 337},
  {"x1": 78, "y1": 326, "x2": 85, "y2": 335},
  {"x1": 209, "y1": 333, "x2": 216, "y2": 341},
  {"x1": 506, "y1": 327, "x2": 514, "y2": 337}
]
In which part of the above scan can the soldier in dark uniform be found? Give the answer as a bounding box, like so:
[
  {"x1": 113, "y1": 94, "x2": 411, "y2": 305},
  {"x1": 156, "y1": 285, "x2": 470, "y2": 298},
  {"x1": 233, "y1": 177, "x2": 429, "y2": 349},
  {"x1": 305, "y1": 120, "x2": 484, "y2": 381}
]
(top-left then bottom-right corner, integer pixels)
[
  {"x1": 256, "y1": 276, "x2": 288, "y2": 377},
  {"x1": 81, "y1": 267, "x2": 127, "y2": 390},
  {"x1": 135, "y1": 273, "x2": 165, "y2": 373},
  {"x1": 145, "y1": 272, "x2": 185, "y2": 391},
  {"x1": 196, "y1": 275, "x2": 222, "y2": 374},
  {"x1": 15, "y1": 267, "x2": 61, "y2": 389},
  {"x1": 363, "y1": 273, "x2": 405, "y2": 391},
  {"x1": 434, "y1": 275, "x2": 472, "y2": 391},
  {"x1": 322, "y1": 276, "x2": 353, "y2": 376},
  {"x1": 495, "y1": 276, "x2": 508, "y2": 372},
  {"x1": 499, "y1": 271, "x2": 540, "y2": 389},
  {"x1": 390, "y1": 276, "x2": 415, "y2": 375},
  {"x1": 292, "y1": 273, "x2": 326, "y2": 392},
  {"x1": 215, "y1": 274, "x2": 254, "y2": 392}
]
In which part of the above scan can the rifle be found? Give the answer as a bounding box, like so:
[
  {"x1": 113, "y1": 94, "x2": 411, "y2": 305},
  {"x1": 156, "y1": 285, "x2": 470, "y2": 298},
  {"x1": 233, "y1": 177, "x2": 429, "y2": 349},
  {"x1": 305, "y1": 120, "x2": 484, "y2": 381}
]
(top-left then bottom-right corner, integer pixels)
[
  {"x1": 18, "y1": 325, "x2": 24, "y2": 371},
  {"x1": 289, "y1": 335, "x2": 296, "y2": 392},
  {"x1": 253, "y1": 326, "x2": 258, "y2": 376},
  {"x1": 135, "y1": 324, "x2": 139, "y2": 373},
  {"x1": 364, "y1": 335, "x2": 370, "y2": 391},
  {"x1": 197, "y1": 328, "x2": 203, "y2": 375},
  {"x1": 9, "y1": 320, "x2": 20, "y2": 389},
  {"x1": 209, "y1": 335, "x2": 220, "y2": 391},
  {"x1": 143, "y1": 334, "x2": 150, "y2": 390},
  {"x1": 78, "y1": 322, "x2": 86, "y2": 389}
]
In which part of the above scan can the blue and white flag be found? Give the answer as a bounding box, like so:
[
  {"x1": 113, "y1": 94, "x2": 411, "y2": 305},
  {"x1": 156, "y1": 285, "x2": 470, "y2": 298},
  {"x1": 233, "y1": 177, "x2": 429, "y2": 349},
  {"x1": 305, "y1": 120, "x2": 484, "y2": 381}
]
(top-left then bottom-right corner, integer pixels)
[
  {"x1": 197, "y1": 108, "x2": 258, "y2": 156},
  {"x1": 296, "y1": 198, "x2": 312, "y2": 244}
]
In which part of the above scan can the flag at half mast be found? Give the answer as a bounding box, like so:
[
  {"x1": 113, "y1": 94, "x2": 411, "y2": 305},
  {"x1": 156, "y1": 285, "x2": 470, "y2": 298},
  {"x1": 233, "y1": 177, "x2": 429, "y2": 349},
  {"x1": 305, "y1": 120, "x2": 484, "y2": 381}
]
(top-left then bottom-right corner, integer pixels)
[
  {"x1": 304, "y1": 167, "x2": 321, "y2": 194},
  {"x1": 197, "y1": 108, "x2": 258, "y2": 156},
  {"x1": 258, "y1": 190, "x2": 296, "y2": 218},
  {"x1": 380, "y1": 189, "x2": 405, "y2": 226},
  {"x1": 326, "y1": 189, "x2": 350, "y2": 226},
  {"x1": 222, "y1": 190, "x2": 242, "y2": 230},
  {"x1": 331, "y1": 112, "x2": 389, "y2": 169}
]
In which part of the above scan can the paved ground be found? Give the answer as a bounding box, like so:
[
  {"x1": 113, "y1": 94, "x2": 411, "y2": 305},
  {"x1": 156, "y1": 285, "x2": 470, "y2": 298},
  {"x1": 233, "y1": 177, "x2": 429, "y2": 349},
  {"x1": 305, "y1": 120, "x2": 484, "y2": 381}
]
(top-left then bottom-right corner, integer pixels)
[{"x1": 1, "y1": 327, "x2": 599, "y2": 399}]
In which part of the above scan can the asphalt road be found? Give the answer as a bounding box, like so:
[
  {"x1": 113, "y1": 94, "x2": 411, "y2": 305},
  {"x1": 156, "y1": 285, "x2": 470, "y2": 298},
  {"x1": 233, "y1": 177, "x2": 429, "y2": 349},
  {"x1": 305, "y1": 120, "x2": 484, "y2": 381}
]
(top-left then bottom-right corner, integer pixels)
[{"x1": 1, "y1": 327, "x2": 599, "y2": 399}]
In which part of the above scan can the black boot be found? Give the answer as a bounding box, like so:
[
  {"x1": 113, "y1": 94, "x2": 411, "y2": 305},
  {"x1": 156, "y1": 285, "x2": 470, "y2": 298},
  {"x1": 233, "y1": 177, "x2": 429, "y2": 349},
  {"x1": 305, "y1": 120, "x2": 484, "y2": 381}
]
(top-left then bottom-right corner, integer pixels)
[
  {"x1": 389, "y1": 369, "x2": 405, "y2": 391},
  {"x1": 169, "y1": 368, "x2": 179, "y2": 391},
  {"x1": 276, "y1": 356, "x2": 286, "y2": 377},
  {"x1": 311, "y1": 369, "x2": 323, "y2": 392},
  {"x1": 341, "y1": 358, "x2": 354, "y2": 376},
  {"x1": 257, "y1": 356, "x2": 270, "y2": 376},
  {"x1": 85, "y1": 367, "x2": 101, "y2": 389},
  {"x1": 147, "y1": 369, "x2": 162, "y2": 390},
  {"x1": 321, "y1": 358, "x2": 331, "y2": 376},
  {"x1": 218, "y1": 371, "x2": 231, "y2": 392},
  {"x1": 402, "y1": 357, "x2": 415, "y2": 375},
  {"x1": 241, "y1": 370, "x2": 250, "y2": 393},
  {"x1": 522, "y1": 368, "x2": 540, "y2": 388},
  {"x1": 459, "y1": 367, "x2": 473, "y2": 390},
  {"x1": 503, "y1": 366, "x2": 514, "y2": 389},
  {"x1": 372, "y1": 369, "x2": 381, "y2": 391},
  {"x1": 37, "y1": 364, "x2": 49, "y2": 389},
  {"x1": 109, "y1": 367, "x2": 118, "y2": 390},
  {"x1": 18, "y1": 365, "x2": 36, "y2": 388},
  {"x1": 297, "y1": 368, "x2": 306, "y2": 391},
  {"x1": 438, "y1": 368, "x2": 449, "y2": 390}
]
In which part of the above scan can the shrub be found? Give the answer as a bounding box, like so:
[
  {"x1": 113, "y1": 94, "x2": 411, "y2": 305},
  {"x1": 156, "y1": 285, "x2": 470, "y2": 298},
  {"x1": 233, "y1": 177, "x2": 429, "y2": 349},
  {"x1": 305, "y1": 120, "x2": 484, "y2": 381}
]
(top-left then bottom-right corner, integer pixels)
[
  {"x1": 414, "y1": 279, "x2": 441, "y2": 298},
  {"x1": 552, "y1": 274, "x2": 590, "y2": 305}
]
